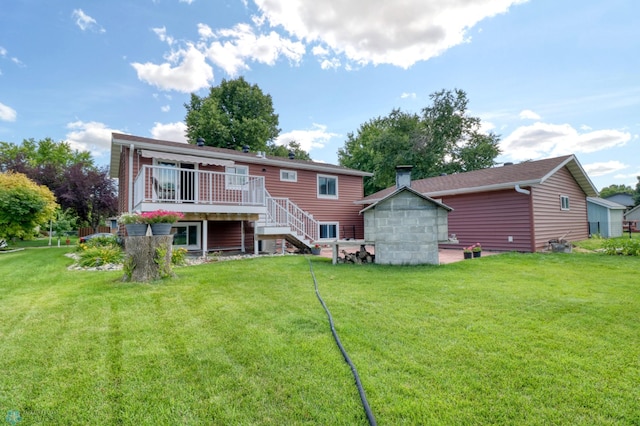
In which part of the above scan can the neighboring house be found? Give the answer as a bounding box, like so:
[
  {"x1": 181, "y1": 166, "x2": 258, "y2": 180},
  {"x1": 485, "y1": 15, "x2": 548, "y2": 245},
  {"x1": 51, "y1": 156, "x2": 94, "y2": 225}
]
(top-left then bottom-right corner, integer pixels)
[
  {"x1": 586, "y1": 197, "x2": 626, "y2": 238},
  {"x1": 109, "y1": 133, "x2": 372, "y2": 256},
  {"x1": 603, "y1": 193, "x2": 635, "y2": 210},
  {"x1": 360, "y1": 167, "x2": 452, "y2": 265},
  {"x1": 358, "y1": 155, "x2": 598, "y2": 252},
  {"x1": 624, "y1": 204, "x2": 640, "y2": 231}
]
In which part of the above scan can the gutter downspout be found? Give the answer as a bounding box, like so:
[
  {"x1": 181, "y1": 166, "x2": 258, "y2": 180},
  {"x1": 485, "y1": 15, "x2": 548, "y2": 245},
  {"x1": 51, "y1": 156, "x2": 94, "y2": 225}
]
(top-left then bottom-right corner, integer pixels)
[
  {"x1": 515, "y1": 184, "x2": 530, "y2": 195},
  {"x1": 128, "y1": 144, "x2": 134, "y2": 212}
]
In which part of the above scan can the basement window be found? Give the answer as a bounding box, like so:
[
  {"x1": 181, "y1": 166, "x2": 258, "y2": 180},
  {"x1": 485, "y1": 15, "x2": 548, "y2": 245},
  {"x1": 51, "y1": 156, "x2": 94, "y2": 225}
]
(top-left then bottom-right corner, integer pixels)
[
  {"x1": 560, "y1": 195, "x2": 570, "y2": 211},
  {"x1": 319, "y1": 222, "x2": 338, "y2": 240}
]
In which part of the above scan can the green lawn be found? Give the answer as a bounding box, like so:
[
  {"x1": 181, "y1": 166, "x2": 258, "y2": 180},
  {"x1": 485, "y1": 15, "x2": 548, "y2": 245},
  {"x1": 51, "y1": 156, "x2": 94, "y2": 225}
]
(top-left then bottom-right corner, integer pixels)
[{"x1": 0, "y1": 249, "x2": 638, "y2": 425}]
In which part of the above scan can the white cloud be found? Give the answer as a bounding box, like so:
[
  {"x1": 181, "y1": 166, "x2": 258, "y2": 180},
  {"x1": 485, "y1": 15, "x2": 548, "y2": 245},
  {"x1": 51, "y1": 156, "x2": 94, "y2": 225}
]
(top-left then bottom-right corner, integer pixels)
[
  {"x1": 65, "y1": 121, "x2": 119, "y2": 158},
  {"x1": 152, "y1": 27, "x2": 175, "y2": 46},
  {"x1": 519, "y1": 109, "x2": 540, "y2": 120},
  {"x1": 254, "y1": 0, "x2": 527, "y2": 68},
  {"x1": 319, "y1": 57, "x2": 340, "y2": 70},
  {"x1": 131, "y1": 44, "x2": 213, "y2": 92},
  {"x1": 275, "y1": 123, "x2": 339, "y2": 152},
  {"x1": 583, "y1": 160, "x2": 627, "y2": 177},
  {"x1": 179, "y1": 0, "x2": 195, "y2": 4},
  {"x1": 161, "y1": 105, "x2": 170, "y2": 112},
  {"x1": 400, "y1": 92, "x2": 416, "y2": 99},
  {"x1": 72, "y1": 9, "x2": 105, "y2": 33},
  {"x1": 0, "y1": 101, "x2": 17, "y2": 122},
  {"x1": 198, "y1": 23, "x2": 214, "y2": 39},
  {"x1": 150, "y1": 122, "x2": 188, "y2": 143},
  {"x1": 202, "y1": 23, "x2": 305, "y2": 76},
  {"x1": 500, "y1": 122, "x2": 632, "y2": 161}
]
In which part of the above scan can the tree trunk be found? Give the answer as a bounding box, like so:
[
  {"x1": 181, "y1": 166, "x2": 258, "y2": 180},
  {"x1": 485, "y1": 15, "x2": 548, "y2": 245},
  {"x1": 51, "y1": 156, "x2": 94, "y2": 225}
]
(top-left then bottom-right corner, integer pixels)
[{"x1": 123, "y1": 235, "x2": 174, "y2": 282}]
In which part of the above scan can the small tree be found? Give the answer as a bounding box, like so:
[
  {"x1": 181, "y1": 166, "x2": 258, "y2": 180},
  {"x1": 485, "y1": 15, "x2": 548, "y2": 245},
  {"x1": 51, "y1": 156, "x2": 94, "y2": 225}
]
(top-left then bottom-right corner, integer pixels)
[{"x1": 0, "y1": 172, "x2": 58, "y2": 241}]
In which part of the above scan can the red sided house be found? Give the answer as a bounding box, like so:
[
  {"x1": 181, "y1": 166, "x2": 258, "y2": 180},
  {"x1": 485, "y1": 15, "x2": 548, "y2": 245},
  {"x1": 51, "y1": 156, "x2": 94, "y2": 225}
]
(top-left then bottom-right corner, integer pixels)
[
  {"x1": 358, "y1": 155, "x2": 598, "y2": 252},
  {"x1": 109, "y1": 133, "x2": 372, "y2": 255}
]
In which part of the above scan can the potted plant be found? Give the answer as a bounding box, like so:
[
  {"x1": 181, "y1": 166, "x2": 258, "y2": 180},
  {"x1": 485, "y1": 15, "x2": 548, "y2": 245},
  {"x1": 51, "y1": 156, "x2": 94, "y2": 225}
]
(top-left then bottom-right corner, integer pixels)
[
  {"x1": 311, "y1": 244, "x2": 322, "y2": 255},
  {"x1": 472, "y1": 243, "x2": 482, "y2": 258},
  {"x1": 463, "y1": 247, "x2": 473, "y2": 259},
  {"x1": 119, "y1": 212, "x2": 148, "y2": 236},
  {"x1": 140, "y1": 210, "x2": 184, "y2": 235}
]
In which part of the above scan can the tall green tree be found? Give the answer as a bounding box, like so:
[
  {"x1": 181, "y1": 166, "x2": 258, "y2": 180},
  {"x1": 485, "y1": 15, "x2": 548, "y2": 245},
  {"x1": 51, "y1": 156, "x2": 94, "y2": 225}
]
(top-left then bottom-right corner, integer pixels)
[
  {"x1": 0, "y1": 171, "x2": 58, "y2": 240},
  {"x1": 338, "y1": 89, "x2": 501, "y2": 195},
  {"x1": 185, "y1": 77, "x2": 281, "y2": 153},
  {"x1": 599, "y1": 184, "x2": 634, "y2": 199}
]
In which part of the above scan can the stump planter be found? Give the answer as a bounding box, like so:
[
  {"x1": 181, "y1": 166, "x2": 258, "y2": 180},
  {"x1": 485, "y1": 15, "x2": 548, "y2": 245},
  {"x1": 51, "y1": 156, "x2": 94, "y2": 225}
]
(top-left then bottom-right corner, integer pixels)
[{"x1": 123, "y1": 235, "x2": 174, "y2": 282}]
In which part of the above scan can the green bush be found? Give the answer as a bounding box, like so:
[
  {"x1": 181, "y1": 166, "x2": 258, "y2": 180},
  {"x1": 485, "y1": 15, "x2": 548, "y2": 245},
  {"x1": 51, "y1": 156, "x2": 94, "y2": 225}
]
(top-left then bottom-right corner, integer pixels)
[
  {"x1": 602, "y1": 238, "x2": 640, "y2": 256},
  {"x1": 77, "y1": 236, "x2": 123, "y2": 266},
  {"x1": 171, "y1": 247, "x2": 188, "y2": 265}
]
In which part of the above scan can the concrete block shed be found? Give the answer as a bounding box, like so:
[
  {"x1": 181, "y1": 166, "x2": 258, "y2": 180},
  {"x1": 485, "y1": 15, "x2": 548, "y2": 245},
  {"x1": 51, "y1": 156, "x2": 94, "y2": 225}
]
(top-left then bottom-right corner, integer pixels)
[{"x1": 361, "y1": 180, "x2": 452, "y2": 265}]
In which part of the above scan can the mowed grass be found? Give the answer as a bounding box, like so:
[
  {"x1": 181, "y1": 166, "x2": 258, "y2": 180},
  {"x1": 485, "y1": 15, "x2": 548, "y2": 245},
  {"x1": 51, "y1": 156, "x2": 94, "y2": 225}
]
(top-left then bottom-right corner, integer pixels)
[{"x1": 0, "y1": 249, "x2": 638, "y2": 425}]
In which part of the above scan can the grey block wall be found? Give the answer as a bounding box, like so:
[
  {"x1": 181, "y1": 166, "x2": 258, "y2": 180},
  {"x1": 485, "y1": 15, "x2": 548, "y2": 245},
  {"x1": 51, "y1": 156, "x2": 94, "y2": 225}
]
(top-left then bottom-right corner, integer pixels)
[{"x1": 364, "y1": 191, "x2": 449, "y2": 265}]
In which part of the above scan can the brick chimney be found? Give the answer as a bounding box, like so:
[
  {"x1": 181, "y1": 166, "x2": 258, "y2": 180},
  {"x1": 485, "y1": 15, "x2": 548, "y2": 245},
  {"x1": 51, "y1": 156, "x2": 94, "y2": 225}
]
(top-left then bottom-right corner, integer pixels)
[{"x1": 395, "y1": 165, "x2": 413, "y2": 189}]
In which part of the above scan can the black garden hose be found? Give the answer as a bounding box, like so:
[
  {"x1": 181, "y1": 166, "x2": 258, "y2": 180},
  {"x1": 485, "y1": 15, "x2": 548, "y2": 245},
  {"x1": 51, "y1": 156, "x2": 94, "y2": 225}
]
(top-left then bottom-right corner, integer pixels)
[{"x1": 307, "y1": 258, "x2": 377, "y2": 426}]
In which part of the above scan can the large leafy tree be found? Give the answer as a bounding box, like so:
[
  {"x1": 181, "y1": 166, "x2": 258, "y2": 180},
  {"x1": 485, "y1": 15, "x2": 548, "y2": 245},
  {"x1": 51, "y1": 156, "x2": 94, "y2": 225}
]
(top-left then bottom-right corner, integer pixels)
[
  {"x1": 0, "y1": 171, "x2": 58, "y2": 240},
  {"x1": 338, "y1": 89, "x2": 501, "y2": 195},
  {"x1": 0, "y1": 138, "x2": 117, "y2": 228},
  {"x1": 599, "y1": 184, "x2": 634, "y2": 199},
  {"x1": 57, "y1": 164, "x2": 118, "y2": 229},
  {"x1": 185, "y1": 77, "x2": 281, "y2": 153}
]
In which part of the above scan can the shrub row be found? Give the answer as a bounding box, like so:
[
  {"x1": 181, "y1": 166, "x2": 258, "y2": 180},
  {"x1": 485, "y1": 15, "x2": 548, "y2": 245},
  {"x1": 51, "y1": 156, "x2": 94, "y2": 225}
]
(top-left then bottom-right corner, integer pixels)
[{"x1": 602, "y1": 238, "x2": 640, "y2": 256}]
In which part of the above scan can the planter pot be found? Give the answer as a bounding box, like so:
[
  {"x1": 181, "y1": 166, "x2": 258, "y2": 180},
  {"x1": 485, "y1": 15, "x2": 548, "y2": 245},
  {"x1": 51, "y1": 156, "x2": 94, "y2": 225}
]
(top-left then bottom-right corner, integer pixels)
[
  {"x1": 463, "y1": 251, "x2": 472, "y2": 259},
  {"x1": 311, "y1": 248, "x2": 322, "y2": 255},
  {"x1": 150, "y1": 223, "x2": 173, "y2": 236},
  {"x1": 125, "y1": 223, "x2": 149, "y2": 237},
  {"x1": 473, "y1": 251, "x2": 482, "y2": 258}
]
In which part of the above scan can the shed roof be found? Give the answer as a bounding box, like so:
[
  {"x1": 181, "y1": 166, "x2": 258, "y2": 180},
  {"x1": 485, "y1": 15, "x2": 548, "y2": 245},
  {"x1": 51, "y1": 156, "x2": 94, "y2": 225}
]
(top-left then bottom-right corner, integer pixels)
[
  {"x1": 359, "y1": 154, "x2": 598, "y2": 204},
  {"x1": 109, "y1": 133, "x2": 373, "y2": 179},
  {"x1": 587, "y1": 197, "x2": 627, "y2": 210},
  {"x1": 359, "y1": 186, "x2": 453, "y2": 214}
]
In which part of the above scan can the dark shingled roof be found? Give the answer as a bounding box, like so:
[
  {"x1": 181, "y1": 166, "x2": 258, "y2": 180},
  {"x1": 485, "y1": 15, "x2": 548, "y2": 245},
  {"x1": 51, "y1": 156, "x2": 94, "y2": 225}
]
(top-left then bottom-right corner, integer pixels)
[
  {"x1": 359, "y1": 155, "x2": 597, "y2": 204},
  {"x1": 110, "y1": 133, "x2": 372, "y2": 178}
]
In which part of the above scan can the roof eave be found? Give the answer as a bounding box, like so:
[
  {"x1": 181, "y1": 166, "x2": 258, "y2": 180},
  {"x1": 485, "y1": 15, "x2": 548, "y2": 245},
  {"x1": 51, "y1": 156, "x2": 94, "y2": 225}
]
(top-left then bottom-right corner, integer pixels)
[{"x1": 110, "y1": 133, "x2": 373, "y2": 177}]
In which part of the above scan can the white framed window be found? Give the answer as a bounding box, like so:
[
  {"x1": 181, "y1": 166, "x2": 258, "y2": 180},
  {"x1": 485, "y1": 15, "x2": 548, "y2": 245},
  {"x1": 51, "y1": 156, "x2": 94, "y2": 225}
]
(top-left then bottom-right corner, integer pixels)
[
  {"x1": 560, "y1": 195, "x2": 570, "y2": 211},
  {"x1": 280, "y1": 169, "x2": 297, "y2": 182},
  {"x1": 317, "y1": 174, "x2": 338, "y2": 199},
  {"x1": 172, "y1": 222, "x2": 201, "y2": 250},
  {"x1": 225, "y1": 165, "x2": 249, "y2": 189},
  {"x1": 318, "y1": 222, "x2": 338, "y2": 240}
]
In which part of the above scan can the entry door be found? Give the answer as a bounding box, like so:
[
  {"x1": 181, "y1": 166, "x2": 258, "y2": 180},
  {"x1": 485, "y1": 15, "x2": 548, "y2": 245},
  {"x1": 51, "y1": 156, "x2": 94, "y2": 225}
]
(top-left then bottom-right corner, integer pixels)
[{"x1": 180, "y1": 163, "x2": 196, "y2": 203}]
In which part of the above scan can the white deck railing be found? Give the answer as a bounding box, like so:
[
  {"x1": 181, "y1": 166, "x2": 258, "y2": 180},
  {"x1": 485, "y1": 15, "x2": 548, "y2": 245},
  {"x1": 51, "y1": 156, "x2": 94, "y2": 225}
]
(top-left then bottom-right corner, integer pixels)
[
  {"x1": 265, "y1": 191, "x2": 319, "y2": 243},
  {"x1": 134, "y1": 165, "x2": 265, "y2": 207}
]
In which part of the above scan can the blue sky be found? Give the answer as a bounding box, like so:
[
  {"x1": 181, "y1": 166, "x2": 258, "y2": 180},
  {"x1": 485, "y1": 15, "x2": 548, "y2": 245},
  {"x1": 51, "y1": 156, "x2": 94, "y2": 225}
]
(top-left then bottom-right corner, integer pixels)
[{"x1": 1, "y1": 0, "x2": 638, "y2": 191}]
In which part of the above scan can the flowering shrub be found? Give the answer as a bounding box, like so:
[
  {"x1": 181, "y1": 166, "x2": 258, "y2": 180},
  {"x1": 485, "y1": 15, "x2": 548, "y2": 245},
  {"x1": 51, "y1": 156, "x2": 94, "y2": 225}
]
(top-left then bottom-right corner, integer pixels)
[
  {"x1": 140, "y1": 210, "x2": 184, "y2": 224},
  {"x1": 118, "y1": 212, "x2": 143, "y2": 224}
]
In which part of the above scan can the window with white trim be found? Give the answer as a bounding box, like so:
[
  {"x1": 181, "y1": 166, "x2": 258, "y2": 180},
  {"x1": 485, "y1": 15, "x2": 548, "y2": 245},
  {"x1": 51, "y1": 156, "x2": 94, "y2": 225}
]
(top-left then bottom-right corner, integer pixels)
[
  {"x1": 225, "y1": 165, "x2": 248, "y2": 189},
  {"x1": 560, "y1": 195, "x2": 570, "y2": 210},
  {"x1": 172, "y1": 222, "x2": 201, "y2": 250},
  {"x1": 280, "y1": 170, "x2": 297, "y2": 182},
  {"x1": 317, "y1": 174, "x2": 338, "y2": 199},
  {"x1": 319, "y1": 222, "x2": 338, "y2": 240}
]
